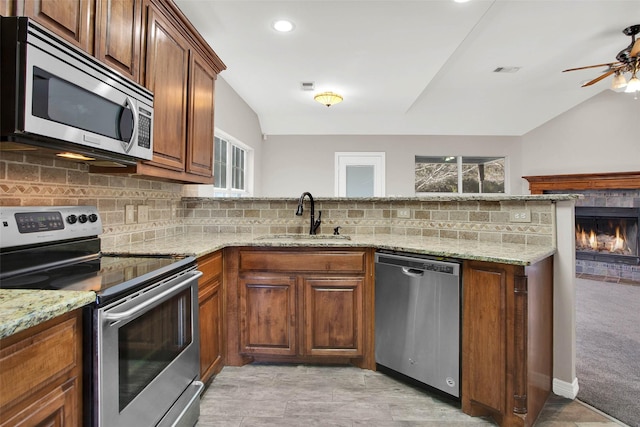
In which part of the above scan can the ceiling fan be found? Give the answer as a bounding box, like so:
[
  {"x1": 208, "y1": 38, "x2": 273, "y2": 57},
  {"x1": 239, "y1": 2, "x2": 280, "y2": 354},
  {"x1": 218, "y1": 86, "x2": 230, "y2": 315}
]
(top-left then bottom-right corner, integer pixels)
[{"x1": 563, "y1": 24, "x2": 640, "y2": 92}]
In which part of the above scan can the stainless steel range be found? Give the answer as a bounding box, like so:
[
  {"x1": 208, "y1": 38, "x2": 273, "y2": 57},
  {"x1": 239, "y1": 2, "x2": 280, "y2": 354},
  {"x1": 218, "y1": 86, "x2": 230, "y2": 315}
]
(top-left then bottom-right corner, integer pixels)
[{"x1": 0, "y1": 206, "x2": 203, "y2": 427}]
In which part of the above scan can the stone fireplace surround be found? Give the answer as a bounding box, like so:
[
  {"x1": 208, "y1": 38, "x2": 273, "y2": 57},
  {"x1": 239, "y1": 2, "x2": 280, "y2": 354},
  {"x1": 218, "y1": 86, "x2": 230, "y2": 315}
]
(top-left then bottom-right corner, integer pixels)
[{"x1": 524, "y1": 171, "x2": 640, "y2": 284}]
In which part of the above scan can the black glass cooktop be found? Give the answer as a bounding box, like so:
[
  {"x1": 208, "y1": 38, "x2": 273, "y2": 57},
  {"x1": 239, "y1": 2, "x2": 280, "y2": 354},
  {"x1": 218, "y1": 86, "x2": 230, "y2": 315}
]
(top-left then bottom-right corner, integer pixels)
[{"x1": 0, "y1": 254, "x2": 195, "y2": 304}]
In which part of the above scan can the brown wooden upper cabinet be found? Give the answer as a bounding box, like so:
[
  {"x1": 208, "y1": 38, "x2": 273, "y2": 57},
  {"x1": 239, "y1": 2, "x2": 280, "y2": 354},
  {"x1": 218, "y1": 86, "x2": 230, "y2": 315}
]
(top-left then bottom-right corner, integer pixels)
[
  {"x1": 123, "y1": 0, "x2": 225, "y2": 183},
  {"x1": 95, "y1": 0, "x2": 142, "y2": 82},
  {"x1": 20, "y1": 0, "x2": 94, "y2": 52},
  {"x1": 8, "y1": 0, "x2": 226, "y2": 184}
]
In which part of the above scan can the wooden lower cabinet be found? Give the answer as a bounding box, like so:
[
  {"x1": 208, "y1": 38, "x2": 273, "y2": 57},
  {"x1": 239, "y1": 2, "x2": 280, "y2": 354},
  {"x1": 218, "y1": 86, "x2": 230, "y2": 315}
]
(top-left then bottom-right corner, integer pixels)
[
  {"x1": 302, "y1": 276, "x2": 363, "y2": 357},
  {"x1": 0, "y1": 309, "x2": 83, "y2": 426},
  {"x1": 198, "y1": 251, "x2": 225, "y2": 384},
  {"x1": 225, "y1": 247, "x2": 374, "y2": 369},
  {"x1": 239, "y1": 274, "x2": 297, "y2": 356},
  {"x1": 461, "y1": 257, "x2": 553, "y2": 427}
]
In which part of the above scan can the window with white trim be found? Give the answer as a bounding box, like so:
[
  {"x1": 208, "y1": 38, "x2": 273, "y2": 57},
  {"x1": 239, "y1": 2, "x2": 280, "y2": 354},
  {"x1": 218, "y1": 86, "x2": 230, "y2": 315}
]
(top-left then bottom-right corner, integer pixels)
[
  {"x1": 415, "y1": 156, "x2": 506, "y2": 194},
  {"x1": 214, "y1": 133, "x2": 252, "y2": 197}
]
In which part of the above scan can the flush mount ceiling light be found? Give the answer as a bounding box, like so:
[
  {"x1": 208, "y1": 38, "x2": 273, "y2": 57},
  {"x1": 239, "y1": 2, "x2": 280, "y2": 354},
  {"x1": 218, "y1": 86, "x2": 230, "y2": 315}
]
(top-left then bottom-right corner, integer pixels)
[
  {"x1": 314, "y1": 92, "x2": 343, "y2": 107},
  {"x1": 272, "y1": 20, "x2": 294, "y2": 32}
]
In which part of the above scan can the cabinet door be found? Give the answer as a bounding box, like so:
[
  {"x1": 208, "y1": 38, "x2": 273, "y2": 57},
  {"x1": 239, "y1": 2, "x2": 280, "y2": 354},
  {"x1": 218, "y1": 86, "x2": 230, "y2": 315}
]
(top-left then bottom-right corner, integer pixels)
[
  {"x1": 461, "y1": 261, "x2": 508, "y2": 415},
  {"x1": 0, "y1": 378, "x2": 78, "y2": 427},
  {"x1": 239, "y1": 275, "x2": 297, "y2": 356},
  {"x1": 187, "y1": 49, "x2": 216, "y2": 177},
  {"x1": 95, "y1": 0, "x2": 142, "y2": 82},
  {"x1": 143, "y1": 3, "x2": 189, "y2": 171},
  {"x1": 302, "y1": 276, "x2": 363, "y2": 357},
  {"x1": 22, "y1": 0, "x2": 93, "y2": 52},
  {"x1": 198, "y1": 251, "x2": 224, "y2": 383}
]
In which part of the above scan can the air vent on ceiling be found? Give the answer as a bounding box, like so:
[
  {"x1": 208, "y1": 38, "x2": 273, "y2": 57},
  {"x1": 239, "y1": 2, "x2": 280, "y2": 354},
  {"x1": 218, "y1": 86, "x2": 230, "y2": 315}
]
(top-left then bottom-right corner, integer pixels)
[
  {"x1": 493, "y1": 66, "x2": 521, "y2": 73},
  {"x1": 301, "y1": 82, "x2": 315, "y2": 91}
]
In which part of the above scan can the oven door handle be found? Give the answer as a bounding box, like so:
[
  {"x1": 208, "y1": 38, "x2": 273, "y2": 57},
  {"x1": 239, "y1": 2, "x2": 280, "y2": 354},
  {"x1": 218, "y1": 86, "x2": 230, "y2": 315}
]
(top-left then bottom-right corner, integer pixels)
[{"x1": 102, "y1": 270, "x2": 203, "y2": 322}]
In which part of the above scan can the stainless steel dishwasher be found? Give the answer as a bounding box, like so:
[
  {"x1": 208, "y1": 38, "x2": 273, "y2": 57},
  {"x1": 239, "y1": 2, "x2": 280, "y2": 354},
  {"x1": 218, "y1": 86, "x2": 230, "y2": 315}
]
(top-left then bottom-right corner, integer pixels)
[{"x1": 375, "y1": 251, "x2": 461, "y2": 398}]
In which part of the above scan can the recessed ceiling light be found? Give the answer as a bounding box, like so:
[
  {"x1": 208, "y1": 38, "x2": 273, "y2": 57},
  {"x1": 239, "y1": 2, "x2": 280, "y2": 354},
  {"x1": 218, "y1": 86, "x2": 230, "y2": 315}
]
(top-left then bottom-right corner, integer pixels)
[
  {"x1": 453, "y1": 0, "x2": 471, "y2": 3},
  {"x1": 273, "y1": 20, "x2": 294, "y2": 33}
]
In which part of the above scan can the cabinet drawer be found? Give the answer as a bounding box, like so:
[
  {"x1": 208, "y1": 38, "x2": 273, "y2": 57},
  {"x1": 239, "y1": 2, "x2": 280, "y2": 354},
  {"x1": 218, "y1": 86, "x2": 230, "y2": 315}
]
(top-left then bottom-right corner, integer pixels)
[
  {"x1": 198, "y1": 251, "x2": 223, "y2": 280},
  {"x1": 0, "y1": 314, "x2": 79, "y2": 408},
  {"x1": 239, "y1": 250, "x2": 366, "y2": 273}
]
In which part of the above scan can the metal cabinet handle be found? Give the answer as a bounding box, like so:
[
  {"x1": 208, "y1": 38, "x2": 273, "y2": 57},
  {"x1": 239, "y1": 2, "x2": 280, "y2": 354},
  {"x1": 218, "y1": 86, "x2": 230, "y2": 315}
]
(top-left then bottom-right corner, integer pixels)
[
  {"x1": 401, "y1": 267, "x2": 425, "y2": 277},
  {"x1": 103, "y1": 270, "x2": 202, "y2": 322},
  {"x1": 122, "y1": 96, "x2": 139, "y2": 153}
]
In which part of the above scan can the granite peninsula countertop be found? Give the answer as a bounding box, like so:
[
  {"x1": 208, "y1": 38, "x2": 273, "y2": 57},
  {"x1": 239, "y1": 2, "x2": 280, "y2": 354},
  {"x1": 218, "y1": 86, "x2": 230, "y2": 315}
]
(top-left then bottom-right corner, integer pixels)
[
  {"x1": 105, "y1": 232, "x2": 556, "y2": 266},
  {"x1": 1, "y1": 232, "x2": 556, "y2": 339},
  {"x1": 0, "y1": 290, "x2": 95, "y2": 339}
]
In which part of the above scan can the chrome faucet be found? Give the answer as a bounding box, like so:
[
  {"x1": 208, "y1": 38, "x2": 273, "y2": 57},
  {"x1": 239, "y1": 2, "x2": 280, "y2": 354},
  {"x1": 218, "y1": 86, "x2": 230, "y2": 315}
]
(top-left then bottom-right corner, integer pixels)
[{"x1": 296, "y1": 192, "x2": 321, "y2": 235}]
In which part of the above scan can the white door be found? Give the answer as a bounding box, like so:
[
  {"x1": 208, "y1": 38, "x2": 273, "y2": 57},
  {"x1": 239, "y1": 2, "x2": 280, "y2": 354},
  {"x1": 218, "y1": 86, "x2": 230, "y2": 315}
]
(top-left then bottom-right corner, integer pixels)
[{"x1": 335, "y1": 152, "x2": 385, "y2": 197}]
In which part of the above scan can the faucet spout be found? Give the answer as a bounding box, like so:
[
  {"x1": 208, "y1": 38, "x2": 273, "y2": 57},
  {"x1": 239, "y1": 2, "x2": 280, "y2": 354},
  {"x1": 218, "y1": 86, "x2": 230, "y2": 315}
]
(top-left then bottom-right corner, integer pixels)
[{"x1": 296, "y1": 192, "x2": 319, "y2": 235}]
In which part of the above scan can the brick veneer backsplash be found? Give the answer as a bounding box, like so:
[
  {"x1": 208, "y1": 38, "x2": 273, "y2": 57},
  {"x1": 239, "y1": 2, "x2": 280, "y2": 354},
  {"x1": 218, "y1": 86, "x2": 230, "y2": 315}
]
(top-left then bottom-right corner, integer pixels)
[
  {"x1": 182, "y1": 198, "x2": 555, "y2": 246},
  {"x1": 1, "y1": 152, "x2": 556, "y2": 249},
  {"x1": 0, "y1": 151, "x2": 185, "y2": 249}
]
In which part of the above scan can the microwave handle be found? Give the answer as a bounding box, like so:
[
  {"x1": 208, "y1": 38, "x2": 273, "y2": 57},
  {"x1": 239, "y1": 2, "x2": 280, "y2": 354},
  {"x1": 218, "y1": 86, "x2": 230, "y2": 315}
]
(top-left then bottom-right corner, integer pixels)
[
  {"x1": 122, "y1": 96, "x2": 139, "y2": 153},
  {"x1": 102, "y1": 270, "x2": 203, "y2": 322}
]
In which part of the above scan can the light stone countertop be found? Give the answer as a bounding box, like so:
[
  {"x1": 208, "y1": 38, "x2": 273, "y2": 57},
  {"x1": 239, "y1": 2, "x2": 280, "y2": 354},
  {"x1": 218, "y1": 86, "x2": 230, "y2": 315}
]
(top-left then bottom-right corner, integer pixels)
[
  {"x1": 0, "y1": 289, "x2": 95, "y2": 339},
  {"x1": 1, "y1": 232, "x2": 556, "y2": 340},
  {"x1": 105, "y1": 232, "x2": 556, "y2": 266}
]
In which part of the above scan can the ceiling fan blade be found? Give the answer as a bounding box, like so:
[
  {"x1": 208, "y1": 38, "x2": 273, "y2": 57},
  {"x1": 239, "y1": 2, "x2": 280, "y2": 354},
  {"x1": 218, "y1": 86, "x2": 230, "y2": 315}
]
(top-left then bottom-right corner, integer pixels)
[
  {"x1": 631, "y1": 39, "x2": 640, "y2": 57},
  {"x1": 563, "y1": 62, "x2": 618, "y2": 72},
  {"x1": 581, "y1": 69, "x2": 616, "y2": 87}
]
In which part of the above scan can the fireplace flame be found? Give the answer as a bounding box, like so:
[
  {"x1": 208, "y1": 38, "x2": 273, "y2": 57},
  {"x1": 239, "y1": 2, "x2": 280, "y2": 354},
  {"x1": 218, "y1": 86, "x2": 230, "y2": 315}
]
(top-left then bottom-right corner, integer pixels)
[
  {"x1": 575, "y1": 223, "x2": 633, "y2": 256},
  {"x1": 609, "y1": 227, "x2": 626, "y2": 252}
]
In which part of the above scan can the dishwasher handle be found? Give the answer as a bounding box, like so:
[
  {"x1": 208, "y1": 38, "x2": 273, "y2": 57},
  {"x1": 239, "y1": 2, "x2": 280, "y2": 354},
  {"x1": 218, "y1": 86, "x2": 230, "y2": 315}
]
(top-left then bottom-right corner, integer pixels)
[{"x1": 401, "y1": 267, "x2": 425, "y2": 277}]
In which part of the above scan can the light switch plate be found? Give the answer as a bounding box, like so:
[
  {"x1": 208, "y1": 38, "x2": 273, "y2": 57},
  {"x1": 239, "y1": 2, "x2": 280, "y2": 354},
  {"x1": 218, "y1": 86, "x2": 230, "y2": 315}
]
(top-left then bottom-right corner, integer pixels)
[
  {"x1": 397, "y1": 209, "x2": 411, "y2": 218},
  {"x1": 138, "y1": 205, "x2": 149, "y2": 223},
  {"x1": 125, "y1": 205, "x2": 135, "y2": 224},
  {"x1": 510, "y1": 209, "x2": 531, "y2": 223}
]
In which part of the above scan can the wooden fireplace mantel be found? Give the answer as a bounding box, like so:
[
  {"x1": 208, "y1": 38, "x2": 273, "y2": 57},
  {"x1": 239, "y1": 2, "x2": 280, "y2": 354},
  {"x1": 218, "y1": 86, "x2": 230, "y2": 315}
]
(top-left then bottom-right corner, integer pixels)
[{"x1": 523, "y1": 171, "x2": 640, "y2": 194}]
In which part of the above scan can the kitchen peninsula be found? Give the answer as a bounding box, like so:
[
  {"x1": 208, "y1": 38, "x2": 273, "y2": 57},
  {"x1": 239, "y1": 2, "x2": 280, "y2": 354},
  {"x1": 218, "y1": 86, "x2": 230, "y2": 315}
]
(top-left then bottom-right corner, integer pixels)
[{"x1": 1, "y1": 194, "x2": 577, "y2": 427}]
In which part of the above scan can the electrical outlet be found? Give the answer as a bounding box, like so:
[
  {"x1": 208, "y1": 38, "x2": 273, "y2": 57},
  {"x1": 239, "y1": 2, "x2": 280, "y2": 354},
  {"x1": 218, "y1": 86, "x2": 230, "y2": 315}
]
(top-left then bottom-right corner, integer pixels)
[
  {"x1": 397, "y1": 209, "x2": 411, "y2": 219},
  {"x1": 138, "y1": 205, "x2": 149, "y2": 223},
  {"x1": 510, "y1": 209, "x2": 531, "y2": 223},
  {"x1": 125, "y1": 205, "x2": 135, "y2": 224}
]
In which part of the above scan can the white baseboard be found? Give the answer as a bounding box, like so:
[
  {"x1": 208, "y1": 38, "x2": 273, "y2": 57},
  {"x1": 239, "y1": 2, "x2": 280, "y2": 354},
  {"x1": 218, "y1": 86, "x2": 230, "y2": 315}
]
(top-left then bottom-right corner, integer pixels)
[{"x1": 553, "y1": 377, "x2": 579, "y2": 399}]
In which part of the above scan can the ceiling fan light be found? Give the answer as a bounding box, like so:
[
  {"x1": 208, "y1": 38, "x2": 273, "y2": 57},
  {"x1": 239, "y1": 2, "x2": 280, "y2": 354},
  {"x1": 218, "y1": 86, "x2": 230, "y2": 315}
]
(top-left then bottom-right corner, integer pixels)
[
  {"x1": 314, "y1": 92, "x2": 343, "y2": 107},
  {"x1": 611, "y1": 73, "x2": 627, "y2": 89},
  {"x1": 624, "y1": 75, "x2": 640, "y2": 93}
]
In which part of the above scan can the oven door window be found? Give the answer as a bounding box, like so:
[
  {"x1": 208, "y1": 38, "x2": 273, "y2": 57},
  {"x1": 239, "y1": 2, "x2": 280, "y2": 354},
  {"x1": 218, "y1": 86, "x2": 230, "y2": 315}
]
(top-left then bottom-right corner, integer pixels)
[{"x1": 118, "y1": 288, "x2": 192, "y2": 411}]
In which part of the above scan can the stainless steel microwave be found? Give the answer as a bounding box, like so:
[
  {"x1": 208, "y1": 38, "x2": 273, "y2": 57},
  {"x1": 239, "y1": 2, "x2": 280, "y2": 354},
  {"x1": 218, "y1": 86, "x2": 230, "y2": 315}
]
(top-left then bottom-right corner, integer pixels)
[{"x1": 0, "y1": 17, "x2": 153, "y2": 165}]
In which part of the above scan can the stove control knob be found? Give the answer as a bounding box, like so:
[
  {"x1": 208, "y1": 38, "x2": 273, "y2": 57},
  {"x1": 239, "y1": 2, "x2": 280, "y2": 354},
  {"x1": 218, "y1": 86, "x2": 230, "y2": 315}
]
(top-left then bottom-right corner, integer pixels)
[
  {"x1": 78, "y1": 214, "x2": 88, "y2": 224},
  {"x1": 88, "y1": 214, "x2": 98, "y2": 223},
  {"x1": 67, "y1": 214, "x2": 78, "y2": 224}
]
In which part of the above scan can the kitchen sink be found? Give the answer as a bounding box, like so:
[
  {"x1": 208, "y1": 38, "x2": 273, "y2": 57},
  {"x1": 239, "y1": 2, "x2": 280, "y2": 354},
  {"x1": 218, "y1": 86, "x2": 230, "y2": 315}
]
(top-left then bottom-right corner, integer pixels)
[{"x1": 254, "y1": 234, "x2": 351, "y2": 241}]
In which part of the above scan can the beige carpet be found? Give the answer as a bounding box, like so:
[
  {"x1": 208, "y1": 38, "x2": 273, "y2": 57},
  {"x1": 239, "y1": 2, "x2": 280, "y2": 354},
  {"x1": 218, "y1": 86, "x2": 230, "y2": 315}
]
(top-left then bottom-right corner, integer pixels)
[{"x1": 575, "y1": 277, "x2": 640, "y2": 427}]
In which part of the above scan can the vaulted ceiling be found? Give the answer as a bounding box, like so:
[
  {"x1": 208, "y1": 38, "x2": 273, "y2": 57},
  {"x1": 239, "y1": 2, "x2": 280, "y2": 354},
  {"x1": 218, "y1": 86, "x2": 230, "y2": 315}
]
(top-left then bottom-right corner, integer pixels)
[{"x1": 175, "y1": 0, "x2": 640, "y2": 136}]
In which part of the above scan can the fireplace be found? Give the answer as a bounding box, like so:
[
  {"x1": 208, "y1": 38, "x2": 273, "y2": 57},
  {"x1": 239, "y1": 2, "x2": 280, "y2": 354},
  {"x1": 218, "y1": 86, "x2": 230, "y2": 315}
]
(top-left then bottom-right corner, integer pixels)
[
  {"x1": 524, "y1": 172, "x2": 640, "y2": 283},
  {"x1": 575, "y1": 207, "x2": 640, "y2": 265}
]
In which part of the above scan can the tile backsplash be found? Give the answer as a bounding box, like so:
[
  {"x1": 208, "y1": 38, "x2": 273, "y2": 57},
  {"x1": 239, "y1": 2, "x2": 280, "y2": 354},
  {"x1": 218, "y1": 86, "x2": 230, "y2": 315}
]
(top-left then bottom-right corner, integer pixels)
[{"x1": 1, "y1": 152, "x2": 557, "y2": 250}]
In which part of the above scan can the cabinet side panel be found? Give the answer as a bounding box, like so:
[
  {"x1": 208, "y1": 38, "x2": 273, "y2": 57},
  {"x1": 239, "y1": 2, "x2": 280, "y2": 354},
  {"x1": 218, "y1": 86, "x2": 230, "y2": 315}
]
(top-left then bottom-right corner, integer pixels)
[
  {"x1": 525, "y1": 256, "x2": 554, "y2": 424},
  {"x1": 462, "y1": 262, "x2": 506, "y2": 414}
]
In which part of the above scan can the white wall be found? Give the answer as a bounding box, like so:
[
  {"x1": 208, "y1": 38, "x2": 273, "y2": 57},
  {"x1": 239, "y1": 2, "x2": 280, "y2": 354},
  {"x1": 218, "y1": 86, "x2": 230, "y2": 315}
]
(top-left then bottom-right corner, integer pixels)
[
  {"x1": 260, "y1": 135, "x2": 523, "y2": 197},
  {"x1": 521, "y1": 90, "x2": 640, "y2": 182}
]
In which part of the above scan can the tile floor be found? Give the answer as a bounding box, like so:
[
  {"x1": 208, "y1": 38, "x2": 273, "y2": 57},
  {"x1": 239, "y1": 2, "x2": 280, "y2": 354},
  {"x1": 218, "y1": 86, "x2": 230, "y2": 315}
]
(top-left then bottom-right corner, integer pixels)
[{"x1": 196, "y1": 364, "x2": 625, "y2": 427}]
